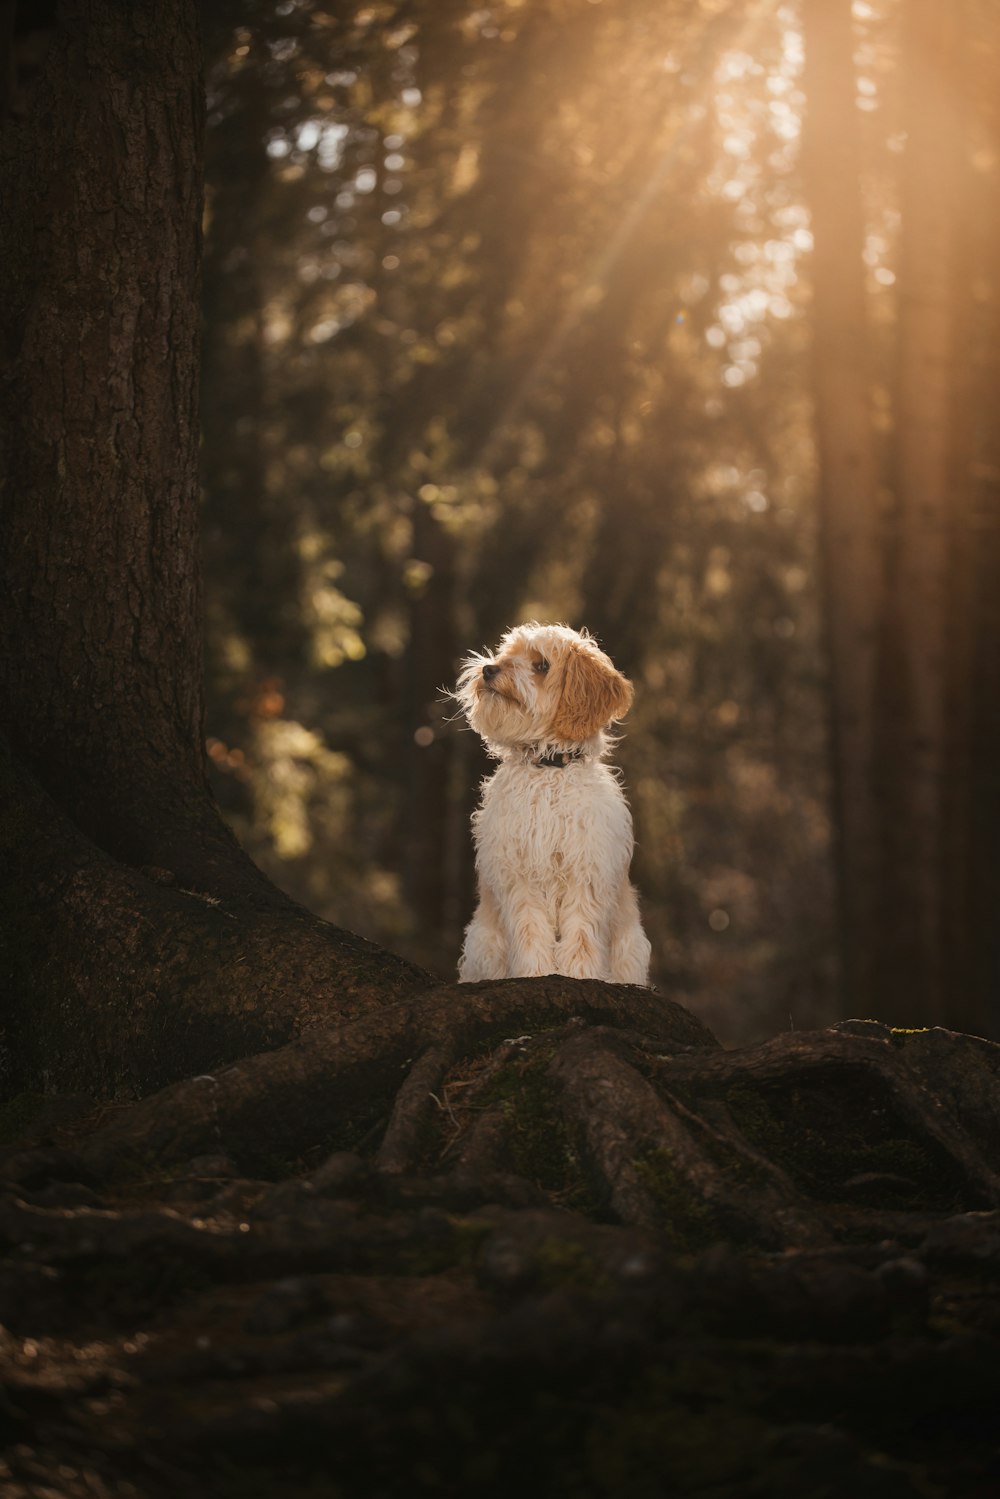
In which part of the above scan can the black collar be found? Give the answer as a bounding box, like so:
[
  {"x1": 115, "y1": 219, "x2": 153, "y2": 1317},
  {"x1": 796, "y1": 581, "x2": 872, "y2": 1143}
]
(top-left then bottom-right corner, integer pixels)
[{"x1": 531, "y1": 748, "x2": 584, "y2": 769}]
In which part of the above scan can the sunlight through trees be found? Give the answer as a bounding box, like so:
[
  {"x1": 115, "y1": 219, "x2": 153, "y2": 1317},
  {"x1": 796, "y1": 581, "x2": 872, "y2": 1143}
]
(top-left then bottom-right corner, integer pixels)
[{"x1": 199, "y1": 0, "x2": 1000, "y2": 1042}]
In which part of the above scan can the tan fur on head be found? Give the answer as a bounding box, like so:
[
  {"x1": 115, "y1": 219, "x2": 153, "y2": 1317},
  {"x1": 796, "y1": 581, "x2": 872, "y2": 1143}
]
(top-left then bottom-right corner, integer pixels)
[
  {"x1": 549, "y1": 640, "x2": 633, "y2": 743},
  {"x1": 454, "y1": 622, "x2": 633, "y2": 759}
]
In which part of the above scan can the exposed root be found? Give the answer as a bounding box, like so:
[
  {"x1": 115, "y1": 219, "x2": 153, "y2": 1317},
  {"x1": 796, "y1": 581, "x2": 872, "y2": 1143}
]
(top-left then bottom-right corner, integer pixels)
[
  {"x1": 75, "y1": 980, "x2": 708, "y2": 1179},
  {"x1": 3, "y1": 1009, "x2": 1000, "y2": 1496},
  {"x1": 445, "y1": 1105, "x2": 512, "y2": 1184},
  {"x1": 376, "y1": 1044, "x2": 454, "y2": 1174},
  {"x1": 3, "y1": 996, "x2": 993, "y2": 1267}
]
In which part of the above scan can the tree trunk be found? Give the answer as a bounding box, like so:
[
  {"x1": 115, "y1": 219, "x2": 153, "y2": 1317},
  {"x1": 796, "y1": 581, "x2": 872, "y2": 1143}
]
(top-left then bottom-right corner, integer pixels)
[
  {"x1": 939, "y1": 5, "x2": 1000, "y2": 1041},
  {"x1": 0, "y1": 0, "x2": 211, "y2": 878},
  {"x1": 800, "y1": 0, "x2": 883, "y2": 1018},
  {"x1": 875, "y1": 0, "x2": 967, "y2": 1025},
  {"x1": 803, "y1": 0, "x2": 996, "y2": 1033},
  {"x1": 0, "y1": 0, "x2": 430, "y2": 1099}
]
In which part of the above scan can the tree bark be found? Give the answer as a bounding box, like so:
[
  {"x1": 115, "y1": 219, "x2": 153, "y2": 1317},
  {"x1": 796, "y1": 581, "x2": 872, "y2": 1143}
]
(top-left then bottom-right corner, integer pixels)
[
  {"x1": 0, "y1": 0, "x2": 211, "y2": 877},
  {"x1": 0, "y1": 740, "x2": 426, "y2": 1098}
]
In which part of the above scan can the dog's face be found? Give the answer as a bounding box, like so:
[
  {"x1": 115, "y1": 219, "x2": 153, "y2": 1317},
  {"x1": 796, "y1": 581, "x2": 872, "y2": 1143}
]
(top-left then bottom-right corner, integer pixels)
[{"x1": 456, "y1": 623, "x2": 633, "y2": 751}]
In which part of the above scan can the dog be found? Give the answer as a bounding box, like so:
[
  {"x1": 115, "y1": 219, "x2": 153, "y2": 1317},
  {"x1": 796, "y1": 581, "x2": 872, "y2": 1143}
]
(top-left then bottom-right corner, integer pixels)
[{"x1": 454, "y1": 622, "x2": 651, "y2": 985}]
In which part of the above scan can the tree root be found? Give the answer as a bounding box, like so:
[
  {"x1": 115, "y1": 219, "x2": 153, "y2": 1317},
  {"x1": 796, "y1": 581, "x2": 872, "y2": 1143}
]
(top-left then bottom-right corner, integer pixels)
[
  {"x1": 376, "y1": 1043, "x2": 454, "y2": 1173},
  {"x1": 73, "y1": 979, "x2": 708, "y2": 1179},
  {"x1": 2, "y1": 1007, "x2": 1000, "y2": 1495},
  {"x1": 18, "y1": 995, "x2": 990, "y2": 1262},
  {"x1": 0, "y1": 738, "x2": 432, "y2": 1097}
]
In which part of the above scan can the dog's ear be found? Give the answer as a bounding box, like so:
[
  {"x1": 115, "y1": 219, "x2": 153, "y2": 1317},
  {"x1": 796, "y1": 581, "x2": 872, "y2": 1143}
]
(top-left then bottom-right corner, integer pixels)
[{"x1": 550, "y1": 644, "x2": 634, "y2": 742}]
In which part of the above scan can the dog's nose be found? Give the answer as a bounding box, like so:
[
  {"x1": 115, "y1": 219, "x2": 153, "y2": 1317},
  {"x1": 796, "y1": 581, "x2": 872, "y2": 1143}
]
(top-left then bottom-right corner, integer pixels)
[{"x1": 482, "y1": 663, "x2": 500, "y2": 683}]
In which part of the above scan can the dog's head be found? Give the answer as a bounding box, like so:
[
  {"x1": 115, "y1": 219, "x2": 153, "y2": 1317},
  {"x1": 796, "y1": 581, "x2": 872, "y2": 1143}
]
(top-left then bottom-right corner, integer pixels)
[{"x1": 454, "y1": 623, "x2": 633, "y2": 756}]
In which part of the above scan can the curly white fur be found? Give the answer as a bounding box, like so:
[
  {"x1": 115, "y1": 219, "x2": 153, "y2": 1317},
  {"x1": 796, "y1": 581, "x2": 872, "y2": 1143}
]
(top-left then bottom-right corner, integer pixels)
[{"x1": 455, "y1": 623, "x2": 651, "y2": 985}]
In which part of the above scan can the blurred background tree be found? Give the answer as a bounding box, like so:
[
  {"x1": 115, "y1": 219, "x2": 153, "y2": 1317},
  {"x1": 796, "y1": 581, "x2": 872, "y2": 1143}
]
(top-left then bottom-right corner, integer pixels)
[{"x1": 199, "y1": 0, "x2": 999, "y2": 1045}]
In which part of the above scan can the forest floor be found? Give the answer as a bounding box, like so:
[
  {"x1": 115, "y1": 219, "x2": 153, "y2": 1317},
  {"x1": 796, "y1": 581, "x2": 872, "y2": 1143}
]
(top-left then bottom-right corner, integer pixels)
[{"x1": 1, "y1": 1004, "x2": 999, "y2": 1498}]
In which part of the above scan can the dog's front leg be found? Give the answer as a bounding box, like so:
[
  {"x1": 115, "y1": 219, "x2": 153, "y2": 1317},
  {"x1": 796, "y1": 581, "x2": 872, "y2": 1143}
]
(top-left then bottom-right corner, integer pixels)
[
  {"x1": 555, "y1": 879, "x2": 610, "y2": 980},
  {"x1": 607, "y1": 878, "x2": 652, "y2": 985},
  {"x1": 502, "y1": 886, "x2": 558, "y2": 978},
  {"x1": 458, "y1": 882, "x2": 510, "y2": 981}
]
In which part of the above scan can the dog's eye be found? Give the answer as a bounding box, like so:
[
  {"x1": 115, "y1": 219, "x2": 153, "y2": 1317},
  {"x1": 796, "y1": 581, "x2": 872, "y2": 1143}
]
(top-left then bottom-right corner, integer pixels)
[{"x1": 532, "y1": 659, "x2": 550, "y2": 675}]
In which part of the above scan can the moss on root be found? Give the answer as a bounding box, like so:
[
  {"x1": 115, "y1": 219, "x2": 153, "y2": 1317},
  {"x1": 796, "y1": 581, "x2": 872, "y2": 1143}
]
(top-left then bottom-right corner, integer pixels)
[
  {"x1": 725, "y1": 1073, "x2": 964, "y2": 1213},
  {"x1": 633, "y1": 1147, "x2": 719, "y2": 1249},
  {"x1": 475, "y1": 1047, "x2": 605, "y2": 1215}
]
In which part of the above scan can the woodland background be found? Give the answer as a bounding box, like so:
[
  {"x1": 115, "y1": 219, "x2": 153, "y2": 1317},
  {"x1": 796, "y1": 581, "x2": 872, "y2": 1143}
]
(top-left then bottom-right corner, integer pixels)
[
  {"x1": 2, "y1": 5, "x2": 1000, "y2": 1493},
  {"x1": 200, "y1": 0, "x2": 1000, "y2": 1046}
]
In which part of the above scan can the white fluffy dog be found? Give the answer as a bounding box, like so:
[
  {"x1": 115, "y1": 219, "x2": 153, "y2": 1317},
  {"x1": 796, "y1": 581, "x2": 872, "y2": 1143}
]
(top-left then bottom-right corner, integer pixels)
[{"x1": 455, "y1": 622, "x2": 651, "y2": 985}]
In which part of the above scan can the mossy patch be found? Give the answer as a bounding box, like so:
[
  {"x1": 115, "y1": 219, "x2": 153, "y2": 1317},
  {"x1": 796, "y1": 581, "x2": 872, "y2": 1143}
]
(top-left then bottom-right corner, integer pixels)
[
  {"x1": 726, "y1": 1070, "x2": 965, "y2": 1213},
  {"x1": 475, "y1": 1048, "x2": 605, "y2": 1215},
  {"x1": 633, "y1": 1147, "x2": 719, "y2": 1249}
]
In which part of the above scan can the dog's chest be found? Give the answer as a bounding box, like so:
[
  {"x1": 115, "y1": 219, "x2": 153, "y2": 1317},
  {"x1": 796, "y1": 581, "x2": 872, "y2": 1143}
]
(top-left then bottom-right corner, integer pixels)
[{"x1": 473, "y1": 762, "x2": 631, "y2": 882}]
